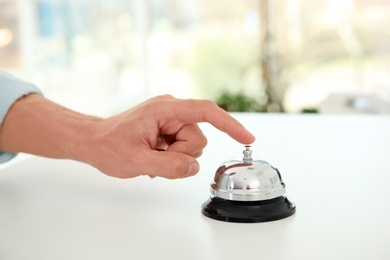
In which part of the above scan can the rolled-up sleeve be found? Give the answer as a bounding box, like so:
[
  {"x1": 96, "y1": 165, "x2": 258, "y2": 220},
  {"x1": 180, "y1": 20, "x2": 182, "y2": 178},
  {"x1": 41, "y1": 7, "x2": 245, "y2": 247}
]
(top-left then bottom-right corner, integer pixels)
[{"x1": 0, "y1": 71, "x2": 43, "y2": 163}]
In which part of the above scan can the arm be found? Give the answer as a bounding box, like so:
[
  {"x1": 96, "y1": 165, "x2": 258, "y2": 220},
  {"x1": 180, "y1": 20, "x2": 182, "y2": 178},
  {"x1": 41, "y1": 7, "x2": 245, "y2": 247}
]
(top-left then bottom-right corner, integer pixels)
[
  {"x1": 0, "y1": 71, "x2": 43, "y2": 163},
  {"x1": 0, "y1": 94, "x2": 100, "y2": 161},
  {"x1": 0, "y1": 94, "x2": 255, "y2": 179}
]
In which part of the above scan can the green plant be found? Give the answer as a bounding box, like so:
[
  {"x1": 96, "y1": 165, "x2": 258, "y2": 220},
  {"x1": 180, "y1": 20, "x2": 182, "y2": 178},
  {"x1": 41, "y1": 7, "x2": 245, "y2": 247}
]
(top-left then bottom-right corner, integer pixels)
[{"x1": 216, "y1": 91, "x2": 266, "y2": 112}]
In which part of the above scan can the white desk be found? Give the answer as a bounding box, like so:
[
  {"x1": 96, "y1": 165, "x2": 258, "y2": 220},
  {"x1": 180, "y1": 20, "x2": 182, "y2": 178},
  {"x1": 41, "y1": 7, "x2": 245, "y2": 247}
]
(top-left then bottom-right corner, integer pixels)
[{"x1": 1, "y1": 114, "x2": 389, "y2": 260}]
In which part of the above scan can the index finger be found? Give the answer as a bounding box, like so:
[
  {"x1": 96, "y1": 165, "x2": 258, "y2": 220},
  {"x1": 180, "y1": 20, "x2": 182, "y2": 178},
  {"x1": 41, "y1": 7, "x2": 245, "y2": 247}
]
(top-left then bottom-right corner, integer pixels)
[{"x1": 167, "y1": 98, "x2": 256, "y2": 144}]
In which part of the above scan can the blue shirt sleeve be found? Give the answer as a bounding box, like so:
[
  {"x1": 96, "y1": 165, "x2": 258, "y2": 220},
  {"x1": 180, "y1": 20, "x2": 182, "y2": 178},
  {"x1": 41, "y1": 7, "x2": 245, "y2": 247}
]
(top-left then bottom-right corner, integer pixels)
[{"x1": 0, "y1": 71, "x2": 43, "y2": 163}]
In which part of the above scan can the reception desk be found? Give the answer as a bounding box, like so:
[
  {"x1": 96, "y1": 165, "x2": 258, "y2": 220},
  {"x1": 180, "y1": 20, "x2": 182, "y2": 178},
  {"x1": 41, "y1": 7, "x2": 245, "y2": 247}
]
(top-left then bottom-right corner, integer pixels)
[{"x1": 1, "y1": 114, "x2": 389, "y2": 260}]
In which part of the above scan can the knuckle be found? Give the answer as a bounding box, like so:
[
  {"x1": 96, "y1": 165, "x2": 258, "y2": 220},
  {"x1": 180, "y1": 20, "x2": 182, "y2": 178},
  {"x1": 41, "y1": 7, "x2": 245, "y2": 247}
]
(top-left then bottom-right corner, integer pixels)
[
  {"x1": 193, "y1": 150, "x2": 203, "y2": 158},
  {"x1": 201, "y1": 99, "x2": 217, "y2": 108},
  {"x1": 200, "y1": 135, "x2": 208, "y2": 148}
]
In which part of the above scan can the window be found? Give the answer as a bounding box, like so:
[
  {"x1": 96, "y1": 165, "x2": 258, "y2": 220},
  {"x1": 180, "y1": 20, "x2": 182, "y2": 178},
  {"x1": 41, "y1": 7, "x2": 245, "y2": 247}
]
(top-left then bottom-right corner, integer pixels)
[{"x1": 1, "y1": 0, "x2": 389, "y2": 114}]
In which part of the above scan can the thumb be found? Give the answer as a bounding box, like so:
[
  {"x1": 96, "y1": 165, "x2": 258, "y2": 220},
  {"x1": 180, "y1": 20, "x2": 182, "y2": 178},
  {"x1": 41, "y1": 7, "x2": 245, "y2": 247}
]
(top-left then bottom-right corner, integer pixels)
[{"x1": 145, "y1": 150, "x2": 200, "y2": 179}]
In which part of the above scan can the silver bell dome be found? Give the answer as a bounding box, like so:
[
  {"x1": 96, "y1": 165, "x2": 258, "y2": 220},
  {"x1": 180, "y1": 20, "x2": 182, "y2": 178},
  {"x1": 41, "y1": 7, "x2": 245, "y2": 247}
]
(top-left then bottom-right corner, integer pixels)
[{"x1": 210, "y1": 145, "x2": 286, "y2": 201}]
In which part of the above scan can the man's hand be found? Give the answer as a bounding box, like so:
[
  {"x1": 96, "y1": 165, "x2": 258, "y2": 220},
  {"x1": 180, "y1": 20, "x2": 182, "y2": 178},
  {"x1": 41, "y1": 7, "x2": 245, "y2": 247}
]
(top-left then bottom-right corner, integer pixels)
[
  {"x1": 0, "y1": 94, "x2": 255, "y2": 179},
  {"x1": 76, "y1": 95, "x2": 255, "y2": 179}
]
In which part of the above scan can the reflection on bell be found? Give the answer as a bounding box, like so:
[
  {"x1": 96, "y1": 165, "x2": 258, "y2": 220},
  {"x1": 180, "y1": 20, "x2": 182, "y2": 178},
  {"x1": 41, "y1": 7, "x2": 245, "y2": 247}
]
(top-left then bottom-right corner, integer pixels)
[{"x1": 201, "y1": 145, "x2": 296, "y2": 223}]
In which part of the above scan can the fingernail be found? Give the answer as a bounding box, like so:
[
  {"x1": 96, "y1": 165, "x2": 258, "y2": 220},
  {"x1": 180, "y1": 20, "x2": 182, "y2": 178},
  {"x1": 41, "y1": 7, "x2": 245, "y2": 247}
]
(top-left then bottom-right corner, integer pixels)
[{"x1": 185, "y1": 162, "x2": 199, "y2": 177}]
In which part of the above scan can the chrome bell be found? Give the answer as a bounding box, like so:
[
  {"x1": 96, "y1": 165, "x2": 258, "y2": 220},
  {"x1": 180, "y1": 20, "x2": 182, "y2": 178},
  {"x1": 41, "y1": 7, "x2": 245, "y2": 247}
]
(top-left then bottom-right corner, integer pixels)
[{"x1": 201, "y1": 145, "x2": 296, "y2": 223}]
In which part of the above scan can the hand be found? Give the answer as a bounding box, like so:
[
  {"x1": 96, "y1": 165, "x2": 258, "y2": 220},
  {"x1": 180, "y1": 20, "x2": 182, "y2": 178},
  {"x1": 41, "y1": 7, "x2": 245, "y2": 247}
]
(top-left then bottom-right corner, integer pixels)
[
  {"x1": 0, "y1": 94, "x2": 255, "y2": 179},
  {"x1": 76, "y1": 95, "x2": 255, "y2": 179}
]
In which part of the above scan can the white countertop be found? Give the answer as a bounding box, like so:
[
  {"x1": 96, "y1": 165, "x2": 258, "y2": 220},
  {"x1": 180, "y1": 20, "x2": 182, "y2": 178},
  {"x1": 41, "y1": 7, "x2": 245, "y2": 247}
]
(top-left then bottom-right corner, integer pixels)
[{"x1": 1, "y1": 114, "x2": 389, "y2": 260}]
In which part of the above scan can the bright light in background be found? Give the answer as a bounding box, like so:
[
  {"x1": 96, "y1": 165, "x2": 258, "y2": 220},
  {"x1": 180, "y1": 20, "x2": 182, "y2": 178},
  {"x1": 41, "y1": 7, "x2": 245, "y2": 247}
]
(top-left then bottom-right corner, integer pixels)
[
  {"x1": 1, "y1": 0, "x2": 389, "y2": 115},
  {"x1": 326, "y1": 0, "x2": 354, "y2": 13},
  {"x1": 0, "y1": 28, "x2": 13, "y2": 48},
  {"x1": 322, "y1": 0, "x2": 355, "y2": 26}
]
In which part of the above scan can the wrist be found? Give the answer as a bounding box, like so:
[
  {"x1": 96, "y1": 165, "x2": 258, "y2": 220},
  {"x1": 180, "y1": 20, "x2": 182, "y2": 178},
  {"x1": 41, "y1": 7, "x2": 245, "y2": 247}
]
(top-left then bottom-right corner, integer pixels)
[{"x1": 65, "y1": 115, "x2": 103, "y2": 163}]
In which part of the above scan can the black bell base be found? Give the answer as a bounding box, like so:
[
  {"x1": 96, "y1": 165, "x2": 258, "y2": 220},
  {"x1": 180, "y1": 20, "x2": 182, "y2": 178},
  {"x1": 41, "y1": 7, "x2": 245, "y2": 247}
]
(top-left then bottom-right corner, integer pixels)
[{"x1": 201, "y1": 196, "x2": 296, "y2": 223}]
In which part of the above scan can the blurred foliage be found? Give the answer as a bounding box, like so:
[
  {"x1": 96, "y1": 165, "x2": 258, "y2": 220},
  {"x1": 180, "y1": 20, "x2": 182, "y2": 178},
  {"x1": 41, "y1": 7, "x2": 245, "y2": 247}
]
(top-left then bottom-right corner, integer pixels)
[
  {"x1": 301, "y1": 108, "x2": 319, "y2": 113},
  {"x1": 190, "y1": 36, "x2": 262, "y2": 101},
  {"x1": 190, "y1": 36, "x2": 293, "y2": 112},
  {"x1": 216, "y1": 91, "x2": 266, "y2": 112}
]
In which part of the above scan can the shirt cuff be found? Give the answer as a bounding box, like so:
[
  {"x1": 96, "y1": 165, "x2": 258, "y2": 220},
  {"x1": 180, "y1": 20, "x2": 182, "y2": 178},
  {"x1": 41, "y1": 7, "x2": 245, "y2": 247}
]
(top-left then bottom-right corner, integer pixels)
[
  {"x1": 0, "y1": 152, "x2": 18, "y2": 164},
  {"x1": 0, "y1": 71, "x2": 43, "y2": 164}
]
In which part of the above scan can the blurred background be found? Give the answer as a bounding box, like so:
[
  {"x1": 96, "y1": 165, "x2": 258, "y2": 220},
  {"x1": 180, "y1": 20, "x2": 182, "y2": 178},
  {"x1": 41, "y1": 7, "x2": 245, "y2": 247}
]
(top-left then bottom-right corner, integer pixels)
[{"x1": 1, "y1": 0, "x2": 390, "y2": 116}]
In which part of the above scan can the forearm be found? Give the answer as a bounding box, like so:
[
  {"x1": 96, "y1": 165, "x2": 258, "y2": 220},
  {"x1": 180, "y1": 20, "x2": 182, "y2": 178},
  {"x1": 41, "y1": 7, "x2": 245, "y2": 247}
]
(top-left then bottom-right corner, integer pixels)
[{"x1": 0, "y1": 94, "x2": 101, "y2": 161}]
